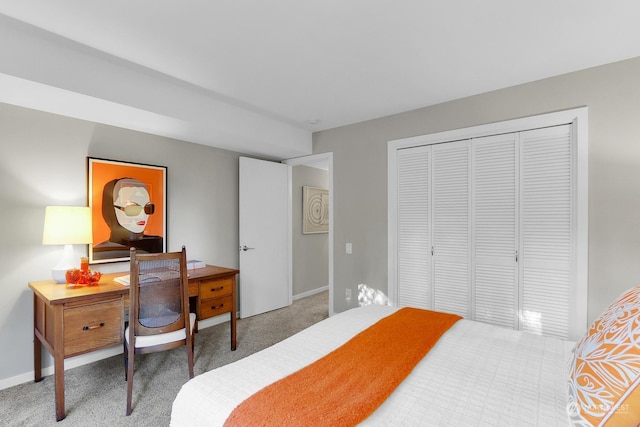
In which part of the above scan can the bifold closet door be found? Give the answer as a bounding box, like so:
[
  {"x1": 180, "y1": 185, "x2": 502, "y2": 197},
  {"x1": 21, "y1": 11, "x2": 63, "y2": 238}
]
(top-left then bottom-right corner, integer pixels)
[
  {"x1": 432, "y1": 141, "x2": 470, "y2": 318},
  {"x1": 471, "y1": 133, "x2": 518, "y2": 329},
  {"x1": 396, "y1": 145, "x2": 432, "y2": 309},
  {"x1": 519, "y1": 124, "x2": 573, "y2": 339},
  {"x1": 393, "y1": 123, "x2": 576, "y2": 339}
]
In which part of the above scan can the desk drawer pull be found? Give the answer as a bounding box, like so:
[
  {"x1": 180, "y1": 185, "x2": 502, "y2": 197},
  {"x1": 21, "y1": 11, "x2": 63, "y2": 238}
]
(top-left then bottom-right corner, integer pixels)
[
  {"x1": 211, "y1": 303, "x2": 224, "y2": 310},
  {"x1": 210, "y1": 286, "x2": 224, "y2": 292},
  {"x1": 82, "y1": 322, "x2": 105, "y2": 331}
]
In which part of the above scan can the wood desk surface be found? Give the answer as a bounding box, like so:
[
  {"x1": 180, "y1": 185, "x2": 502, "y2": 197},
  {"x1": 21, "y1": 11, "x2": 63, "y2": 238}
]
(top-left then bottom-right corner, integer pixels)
[{"x1": 28, "y1": 265, "x2": 240, "y2": 304}]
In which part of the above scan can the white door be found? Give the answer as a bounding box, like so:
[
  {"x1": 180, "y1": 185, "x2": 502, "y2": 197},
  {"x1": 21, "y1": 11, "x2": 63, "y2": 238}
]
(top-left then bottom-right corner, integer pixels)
[
  {"x1": 432, "y1": 140, "x2": 471, "y2": 318},
  {"x1": 519, "y1": 125, "x2": 573, "y2": 338},
  {"x1": 239, "y1": 157, "x2": 291, "y2": 318},
  {"x1": 471, "y1": 133, "x2": 518, "y2": 329},
  {"x1": 396, "y1": 145, "x2": 432, "y2": 310}
]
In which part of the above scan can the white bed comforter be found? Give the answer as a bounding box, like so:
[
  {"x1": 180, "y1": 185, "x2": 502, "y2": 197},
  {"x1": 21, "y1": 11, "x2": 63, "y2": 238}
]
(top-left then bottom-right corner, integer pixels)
[{"x1": 171, "y1": 305, "x2": 575, "y2": 426}]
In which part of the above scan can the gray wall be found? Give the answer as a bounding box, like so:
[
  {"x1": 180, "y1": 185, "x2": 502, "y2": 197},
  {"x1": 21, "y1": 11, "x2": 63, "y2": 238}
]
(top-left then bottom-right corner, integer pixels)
[
  {"x1": 314, "y1": 56, "x2": 640, "y2": 322},
  {"x1": 292, "y1": 165, "x2": 328, "y2": 296},
  {"x1": 0, "y1": 103, "x2": 242, "y2": 384}
]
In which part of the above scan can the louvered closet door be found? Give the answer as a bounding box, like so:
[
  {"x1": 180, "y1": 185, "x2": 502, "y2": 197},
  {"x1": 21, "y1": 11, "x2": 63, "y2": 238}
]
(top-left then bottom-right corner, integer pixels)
[
  {"x1": 471, "y1": 133, "x2": 518, "y2": 328},
  {"x1": 432, "y1": 141, "x2": 470, "y2": 317},
  {"x1": 519, "y1": 124, "x2": 573, "y2": 339},
  {"x1": 396, "y1": 146, "x2": 431, "y2": 309}
]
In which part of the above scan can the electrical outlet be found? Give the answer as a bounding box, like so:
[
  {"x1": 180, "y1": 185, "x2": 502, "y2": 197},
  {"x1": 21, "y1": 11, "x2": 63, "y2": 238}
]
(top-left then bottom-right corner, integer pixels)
[
  {"x1": 345, "y1": 288, "x2": 352, "y2": 301},
  {"x1": 346, "y1": 243, "x2": 352, "y2": 254}
]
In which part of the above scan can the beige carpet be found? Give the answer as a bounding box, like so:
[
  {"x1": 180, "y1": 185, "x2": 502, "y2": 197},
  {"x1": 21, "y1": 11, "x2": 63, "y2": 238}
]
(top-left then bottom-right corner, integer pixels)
[{"x1": 0, "y1": 291, "x2": 328, "y2": 426}]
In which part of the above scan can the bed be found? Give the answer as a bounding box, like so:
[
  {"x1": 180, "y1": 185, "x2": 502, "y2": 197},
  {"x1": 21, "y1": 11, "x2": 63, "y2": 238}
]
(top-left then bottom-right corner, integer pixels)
[{"x1": 171, "y1": 286, "x2": 640, "y2": 427}]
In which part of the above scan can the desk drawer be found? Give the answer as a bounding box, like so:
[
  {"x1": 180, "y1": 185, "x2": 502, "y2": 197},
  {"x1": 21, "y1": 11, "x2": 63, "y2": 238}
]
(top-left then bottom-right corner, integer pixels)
[
  {"x1": 199, "y1": 278, "x2": 233, "y2": 300},
  {"x1": 64, "y1": 298, "x2": 123, "y2": 357},
  {"x1": 199, "y1": 295, "x2": 232, "y2": 319}
]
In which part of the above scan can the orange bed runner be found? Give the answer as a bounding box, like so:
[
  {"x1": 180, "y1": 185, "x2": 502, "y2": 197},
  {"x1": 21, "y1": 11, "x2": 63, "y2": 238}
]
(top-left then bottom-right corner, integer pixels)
[{"x1": 224, "y1": 307, "x2": 462, "y2": 427}]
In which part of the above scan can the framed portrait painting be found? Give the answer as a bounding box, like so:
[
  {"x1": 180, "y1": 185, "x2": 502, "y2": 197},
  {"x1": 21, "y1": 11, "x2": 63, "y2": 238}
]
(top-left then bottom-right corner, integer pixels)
[{"x1": 88, "y1": 157, "x2": 167, "y2": 264}]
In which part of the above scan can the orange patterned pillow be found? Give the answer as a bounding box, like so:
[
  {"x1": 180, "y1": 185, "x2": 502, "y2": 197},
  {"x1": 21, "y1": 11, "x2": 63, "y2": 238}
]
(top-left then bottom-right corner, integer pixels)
[{"x1": 568, "y1": 285, "x2": 640, "y2": 426}]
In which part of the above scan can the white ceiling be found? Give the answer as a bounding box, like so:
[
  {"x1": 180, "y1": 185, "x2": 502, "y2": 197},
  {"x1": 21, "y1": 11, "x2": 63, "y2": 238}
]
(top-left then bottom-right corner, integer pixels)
[{"x1": 1, "y1": 1, "x2": 640, "y2": 158}]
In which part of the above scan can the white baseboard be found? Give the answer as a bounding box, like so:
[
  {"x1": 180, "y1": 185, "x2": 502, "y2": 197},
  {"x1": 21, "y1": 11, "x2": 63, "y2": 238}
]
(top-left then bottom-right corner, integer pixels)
[
  {"x1": 0, "y1": 312, "x2": 233, "y2": 391},
  {"x1": 293, "y1": 285, "x2": 328, "y2": 301}
]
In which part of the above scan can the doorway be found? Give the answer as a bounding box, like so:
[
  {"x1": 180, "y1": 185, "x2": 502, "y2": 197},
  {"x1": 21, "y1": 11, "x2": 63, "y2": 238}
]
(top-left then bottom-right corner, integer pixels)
[{"x1": 284, "y1": 153, "x2": 334, "y2": 316}]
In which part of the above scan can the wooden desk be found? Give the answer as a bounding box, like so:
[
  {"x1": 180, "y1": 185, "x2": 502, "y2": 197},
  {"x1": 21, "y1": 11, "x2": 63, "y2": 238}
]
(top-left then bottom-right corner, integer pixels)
[{"x1": 29, "y1": 265, "x2": 238, "y2": 421}]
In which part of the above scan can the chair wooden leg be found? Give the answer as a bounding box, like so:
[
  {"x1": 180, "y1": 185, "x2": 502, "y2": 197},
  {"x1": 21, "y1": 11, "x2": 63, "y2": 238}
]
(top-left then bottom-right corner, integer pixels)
[
  {"x1": 123, "y1": 340, "x2": 128, "y2": 381},
  {"x1": 187, "y1": 334, "x2": 195, "y2": 379},
  {"x1": 126, "y1": 347, "x2": 135, "y2": 415}
]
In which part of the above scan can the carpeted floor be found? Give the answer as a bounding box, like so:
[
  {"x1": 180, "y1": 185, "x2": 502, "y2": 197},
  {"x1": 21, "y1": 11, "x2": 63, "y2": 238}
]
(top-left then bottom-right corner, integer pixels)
[{"x1": 0, "y1": 291, "x2": 328, "y2": 427}]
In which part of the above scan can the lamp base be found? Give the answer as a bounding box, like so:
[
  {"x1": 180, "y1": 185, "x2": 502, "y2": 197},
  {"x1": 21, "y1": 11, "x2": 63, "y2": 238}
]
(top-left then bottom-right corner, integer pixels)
[
  {"x1": 52, "y1": 268, "x2": 69, "y2": 284},
  {"x1": 51, "y1": 244, "x2": 77, "y2": 284}
]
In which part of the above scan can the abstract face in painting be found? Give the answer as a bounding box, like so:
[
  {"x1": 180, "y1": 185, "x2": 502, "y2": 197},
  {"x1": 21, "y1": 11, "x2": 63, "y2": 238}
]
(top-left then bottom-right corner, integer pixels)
[
  {"x1": 96, "y1": 176, "x2": 163, "y2": 260},
  {"x1": 112, "y1": 178, "x2": 155, "y2": 234}
]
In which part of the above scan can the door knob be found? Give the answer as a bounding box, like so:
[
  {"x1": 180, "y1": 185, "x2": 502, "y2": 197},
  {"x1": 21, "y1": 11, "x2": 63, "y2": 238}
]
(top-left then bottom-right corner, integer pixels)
[{"x1": 240, "y1": 245, "x2": 255, "y2": 251}]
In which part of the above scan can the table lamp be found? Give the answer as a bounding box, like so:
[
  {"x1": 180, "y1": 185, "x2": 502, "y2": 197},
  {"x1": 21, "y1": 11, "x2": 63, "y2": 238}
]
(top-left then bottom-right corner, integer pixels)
[{"x1": 42, "y1": 206, "x2": 93, "y2": 283}]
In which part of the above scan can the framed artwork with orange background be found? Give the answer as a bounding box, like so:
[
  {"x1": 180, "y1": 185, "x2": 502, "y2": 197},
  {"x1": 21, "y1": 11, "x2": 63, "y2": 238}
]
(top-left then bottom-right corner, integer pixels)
[{"x1": 88, "y1": 157, "x2": 167, "y2": 264}]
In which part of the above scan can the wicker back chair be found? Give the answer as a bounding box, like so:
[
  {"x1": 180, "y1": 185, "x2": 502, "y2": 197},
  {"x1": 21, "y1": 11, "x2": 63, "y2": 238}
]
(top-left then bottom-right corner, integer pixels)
[{"x1": 124, "y1": 246, "x2": 196, "y2": 415}]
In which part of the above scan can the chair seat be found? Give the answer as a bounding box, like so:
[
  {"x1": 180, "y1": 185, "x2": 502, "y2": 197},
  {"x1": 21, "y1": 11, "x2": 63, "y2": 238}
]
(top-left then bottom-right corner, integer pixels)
[{"x1": 125, "y1": 312, "x2": 196, "y2": 349}]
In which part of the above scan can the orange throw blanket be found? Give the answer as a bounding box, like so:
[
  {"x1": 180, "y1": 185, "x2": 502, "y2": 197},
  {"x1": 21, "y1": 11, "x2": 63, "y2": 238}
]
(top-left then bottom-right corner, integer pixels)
[{"x1": 224, "y1": 307, "x2": 462, "y2": 427}]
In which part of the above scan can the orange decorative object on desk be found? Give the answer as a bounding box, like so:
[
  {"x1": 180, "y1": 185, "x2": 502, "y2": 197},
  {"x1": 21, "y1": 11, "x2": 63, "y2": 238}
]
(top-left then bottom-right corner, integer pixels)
[
  {"x1": 65, "y1": 269, "x2": 102, "y2": 287},
  {"x1": 65, "y1": 269, "x2": 81, "y2": 284}
]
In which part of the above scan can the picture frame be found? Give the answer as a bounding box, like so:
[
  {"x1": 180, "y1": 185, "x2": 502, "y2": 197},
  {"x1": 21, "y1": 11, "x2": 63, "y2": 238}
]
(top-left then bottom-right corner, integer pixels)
[
  {"x1": 88, "y1": 157, "x2": 167, "y2": 264},
  {"x1": 302, "y1": 186, "x2": 329, "y2": 234}
]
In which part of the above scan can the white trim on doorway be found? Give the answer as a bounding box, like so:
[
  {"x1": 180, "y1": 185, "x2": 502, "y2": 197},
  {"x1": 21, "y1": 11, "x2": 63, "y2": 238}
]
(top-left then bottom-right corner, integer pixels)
[{"x1": 283, "y1": 152, "x2": 334, "y2": 316}]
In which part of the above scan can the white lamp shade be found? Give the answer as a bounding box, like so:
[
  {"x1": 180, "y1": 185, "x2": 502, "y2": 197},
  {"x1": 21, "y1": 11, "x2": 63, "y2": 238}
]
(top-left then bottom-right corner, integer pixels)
[
  {"x1": 43, "y1": 206, "x2": 93, "y2": 283},
  {"x1": 42, "y1": 206, "x2": 93, "y2": 245}
]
